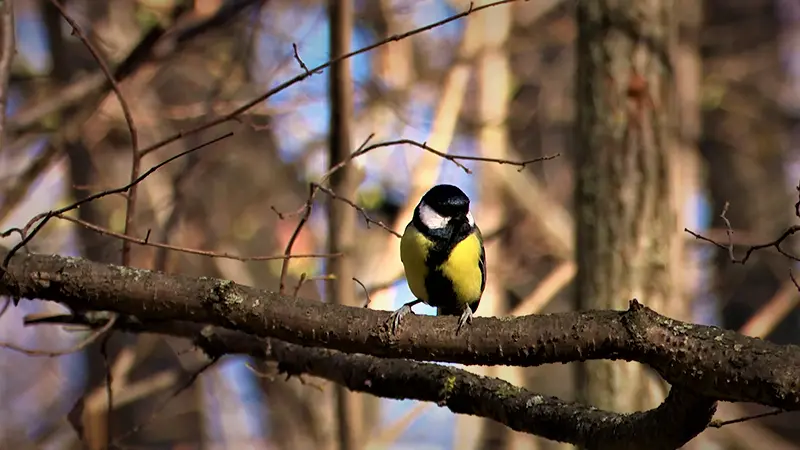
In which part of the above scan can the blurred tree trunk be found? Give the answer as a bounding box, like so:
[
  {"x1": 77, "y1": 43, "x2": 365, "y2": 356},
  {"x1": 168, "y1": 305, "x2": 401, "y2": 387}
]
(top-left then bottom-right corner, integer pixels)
[
  {"x1": 700, "y1": 0, "x2": 800, "y2": 443},
  {"x1": 573, "y1": 0, "x2": 679, "y2": 413},
  {"x1": 40, "y1": 2, "x2": 205, "y2": 449},
  {"x1": 327, "y1": 1, "x2": 363, "y2": 449},
  {"x1": 504, "y1": 5, "x2": 575, "y2": 448}
]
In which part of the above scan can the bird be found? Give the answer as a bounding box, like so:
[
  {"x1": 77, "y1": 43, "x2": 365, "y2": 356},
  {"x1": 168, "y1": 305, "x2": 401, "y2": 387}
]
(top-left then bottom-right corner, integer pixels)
[{"x1": 387, "y1": 183, "x2": 486, "y2": 334}]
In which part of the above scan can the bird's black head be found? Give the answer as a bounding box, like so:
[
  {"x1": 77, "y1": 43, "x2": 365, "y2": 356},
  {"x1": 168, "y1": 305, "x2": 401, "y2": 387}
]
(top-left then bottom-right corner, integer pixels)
[
  {"x1": 420, "y1": 184, "x2": 470, "y2": 217},
  {"x1": 414, "y1": 184, "x2": 474, "y2": 238}
]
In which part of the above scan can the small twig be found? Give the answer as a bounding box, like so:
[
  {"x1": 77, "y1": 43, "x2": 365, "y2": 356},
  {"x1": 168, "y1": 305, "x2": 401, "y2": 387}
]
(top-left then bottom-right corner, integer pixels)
[
  {"x1": 0, "y1": 314, "x2": 116, "y2": 357},
  {"x1": 292, "y1": 43, "x2": 313, "y2": 75},
  {"x1": 720, "y1": 201, "x2": 736, "y2": 261},
  {"x1": 319, "y1": 138, "x2": 557, "y2": 184},
  {"x1": 685, "y1": 225, "x2": 800, "y2": 265},
  {"x1": 57, "y1": 214, "x2": 339, "y2": 262},
  {"x1": 314, "y1": 183, "x2": 401, "y2": 237},
  {"x1": 279, "y1": 184, "x2": 318, "y2": 294},
  {"x1": 49, "y1": 0, "x2": 141, "y2": 266},
  {"x1": 684, "y1": 203, "x2": 800, "y2": 265},
  {"x1": 353, "y1": 277, "x2": 371, "y2": 308},
  {"x1": 1, "y1": 132, "x2": 232, "y2": 269},
  {"x1": 709, "y1": 409, "x2": 787, "y2": 428},
  {"x1": 292, "y1": 272, "x2": 307, "y2": 299}
]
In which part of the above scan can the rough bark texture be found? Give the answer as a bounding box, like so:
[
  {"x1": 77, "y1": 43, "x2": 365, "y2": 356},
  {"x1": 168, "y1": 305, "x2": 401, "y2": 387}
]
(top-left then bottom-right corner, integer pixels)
[
  {"x1": 574, "y1": 0, "x2": 678, "y2": 413},
  {"x1": 2, "y1": 250, "x2": 799, "y2": 413}
]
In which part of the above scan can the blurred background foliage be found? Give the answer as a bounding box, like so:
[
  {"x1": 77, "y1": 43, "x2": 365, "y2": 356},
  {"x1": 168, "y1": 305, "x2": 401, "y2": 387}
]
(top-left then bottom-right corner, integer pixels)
[{"x1": 1, "y1": 0, "x2": 800, "y2": 449}]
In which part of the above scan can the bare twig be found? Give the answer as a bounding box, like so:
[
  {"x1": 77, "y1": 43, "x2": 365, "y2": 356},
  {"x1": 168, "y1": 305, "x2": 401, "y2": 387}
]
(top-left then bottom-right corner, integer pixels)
[
  {"x1": 49, "y1": 0, "x2": 141, "y2": 266},
  {"x1": 292, "y1": 272, "x2": 308, "y2": 299},
  {"x1": 684, "y1": 201, "x2": 800, "y2": 265},
  {"x1": 709, "y1": 409, "x2": 787, "y2": 428},
  {"x1": 56, "y1": 214, "x2": 339, "y2": 262},
  {"x1": 0, "y1": 0, "x2": 14, "y2": 152},
  {"x1": 292, "y1": 42, "x2": 313, "y2": 75},
  {"x1": 353, "y1": 277, "x2": 370, "y2": 307},
  {"x1": 0, "y1": 314, "x2": 116, "y2": 357},
  {"x1": 278, "y1": 185, "x2": 316, "y2": 294},
  {"x1": 314, "y1": 184, "x2": 401, "y2": 237},
  {"x1": 320, "y1": 138, "x2": 557, "y2": 184}
]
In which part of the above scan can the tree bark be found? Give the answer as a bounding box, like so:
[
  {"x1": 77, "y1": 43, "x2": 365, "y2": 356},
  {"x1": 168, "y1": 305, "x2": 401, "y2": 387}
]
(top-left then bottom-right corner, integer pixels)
[
  {"x1": 327, "y1": 1, "x2": 363, "y2": 449},
  {"x1": 574, "y1": 0, "x2": 679, "y2": 413}
]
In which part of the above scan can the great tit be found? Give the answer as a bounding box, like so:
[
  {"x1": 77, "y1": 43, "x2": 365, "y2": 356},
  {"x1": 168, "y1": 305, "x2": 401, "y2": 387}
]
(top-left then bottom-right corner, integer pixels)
[{"x1": 388, "y1": 184, "x2": 486, "y2": 334}]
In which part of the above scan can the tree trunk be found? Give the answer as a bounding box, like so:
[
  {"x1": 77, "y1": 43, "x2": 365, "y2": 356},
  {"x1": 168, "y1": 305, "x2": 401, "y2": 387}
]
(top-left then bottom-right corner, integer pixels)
[
  {"x1": 574, "y1": 0, "x2": 679, "y2": 413},
  {"x1": 327, "y1": 1, "x2": 363, "y2": 449}
]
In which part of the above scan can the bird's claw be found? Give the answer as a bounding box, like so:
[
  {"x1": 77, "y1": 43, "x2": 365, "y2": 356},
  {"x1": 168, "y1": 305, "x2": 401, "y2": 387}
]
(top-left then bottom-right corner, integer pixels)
[
  {"x1": 387, "y1": 304, "x2": 413, "y2": 334},
  {"x1": 456, "y1": 307, "x2": 473, "y2": 335}
]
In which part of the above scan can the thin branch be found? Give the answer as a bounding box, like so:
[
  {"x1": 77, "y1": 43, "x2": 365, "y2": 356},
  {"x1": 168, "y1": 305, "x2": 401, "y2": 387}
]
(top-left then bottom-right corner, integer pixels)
[
  {"x1": 0, "y1": 314, "x2": 116, "y2": 357},
  {"x1": 278, "y1": 184, "x2": 316, "y2": 294},
  {"x1": 709, "y1": 409, "x2": 787, "y2": 428},
  {"x1": 56, "y1": 214, "x2": 339, "y2": 262},
  {"x1": 315, "y1": 183, "x2": 401, "y2": 237},
  {"x1": 684, "y1": 201, "x2": 800, "y2": 264},
  {"x1": 48, "y1": 0, "x2": 141, "y2": 266},
  {"x1": 319, "y1": 138, "x2": 557, "y2": 185}
]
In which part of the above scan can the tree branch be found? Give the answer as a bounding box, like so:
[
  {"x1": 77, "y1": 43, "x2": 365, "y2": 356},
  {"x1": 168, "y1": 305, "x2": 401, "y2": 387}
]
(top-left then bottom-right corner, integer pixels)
[
  {"x1": 28, "y1": 313, "x2": 715, "y2": 450},
  {"x1": 1, "y1": 250, "x2": 799, "y2": 411}
]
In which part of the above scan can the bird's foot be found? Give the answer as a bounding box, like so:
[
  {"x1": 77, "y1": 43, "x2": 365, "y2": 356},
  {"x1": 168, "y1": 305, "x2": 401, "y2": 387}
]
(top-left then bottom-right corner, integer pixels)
[
  {"x1": 456, "y1": 307, "x2": 474, "y2": 335},
  {"x1": 387, "y1": 303, "x2": 415, "y2": 334}
]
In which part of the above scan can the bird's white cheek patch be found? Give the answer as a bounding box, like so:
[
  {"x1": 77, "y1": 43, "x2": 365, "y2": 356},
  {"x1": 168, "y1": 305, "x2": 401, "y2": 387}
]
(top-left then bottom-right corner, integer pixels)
[
  {"x1": 419, "y1": 203, "x2": 450, "y2": 229},
  {"x1": 466, "y1": 211, "x2": 475, "y2": 227}
]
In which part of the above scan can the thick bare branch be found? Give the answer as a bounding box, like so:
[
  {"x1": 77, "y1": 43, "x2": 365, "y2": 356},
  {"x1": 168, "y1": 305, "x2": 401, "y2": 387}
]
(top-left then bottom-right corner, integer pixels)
[
  {"x1": 31, "y1": 313, "x2": 715, "y2": 450},
  {"x1": 1, "y1": 250, "x2": 799, "y2": 412}
]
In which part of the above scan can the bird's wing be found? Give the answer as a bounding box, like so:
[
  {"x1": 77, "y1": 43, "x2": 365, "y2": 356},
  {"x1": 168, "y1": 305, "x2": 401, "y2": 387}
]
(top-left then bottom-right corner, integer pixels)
[{"x1": 477, "y1": 228, "x2": 487, "y2": 295}]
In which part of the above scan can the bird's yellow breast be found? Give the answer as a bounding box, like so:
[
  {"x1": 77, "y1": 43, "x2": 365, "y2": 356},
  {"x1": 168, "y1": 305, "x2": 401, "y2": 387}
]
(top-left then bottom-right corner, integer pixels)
[
  {"x1": 440, "y1": 232, "x2": 483, "y2": 303},
  {"x1": 400, "y1": 224, "x2": 484, "y2": 305}
]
